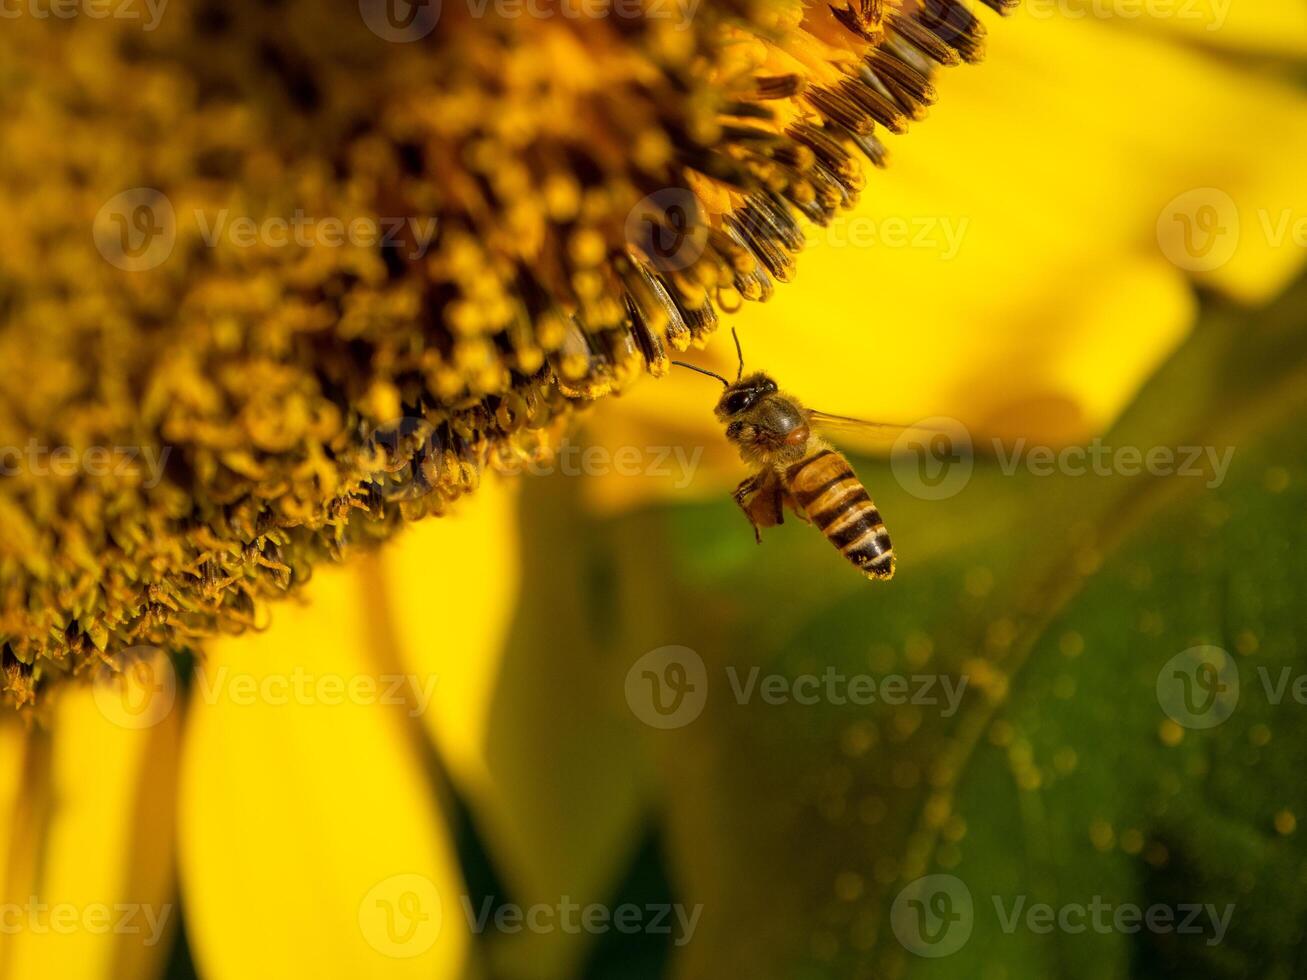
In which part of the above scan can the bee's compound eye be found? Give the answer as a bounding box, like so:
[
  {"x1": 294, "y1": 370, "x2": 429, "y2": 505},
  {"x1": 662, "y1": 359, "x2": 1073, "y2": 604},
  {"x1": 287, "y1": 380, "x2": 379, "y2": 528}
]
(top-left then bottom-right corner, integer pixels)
[{"x1": 724, "y1": 392, "x2": 749, "y2": 414}]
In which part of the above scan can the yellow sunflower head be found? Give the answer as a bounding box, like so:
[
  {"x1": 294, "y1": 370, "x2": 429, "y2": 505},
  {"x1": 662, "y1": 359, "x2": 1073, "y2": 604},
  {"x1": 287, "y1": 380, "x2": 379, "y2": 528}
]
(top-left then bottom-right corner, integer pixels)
[{"x1": 0, "y1": 0, "x2": 1012, "y2": 710}]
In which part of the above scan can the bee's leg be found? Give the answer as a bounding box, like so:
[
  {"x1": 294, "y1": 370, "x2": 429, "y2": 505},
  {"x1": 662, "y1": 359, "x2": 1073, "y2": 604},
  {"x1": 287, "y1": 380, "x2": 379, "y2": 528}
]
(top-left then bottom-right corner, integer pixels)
[
  {"x1": 734, "y1": 471, "x2": 783, "y2": 544},
  {"x1": 732, "y1": 475, "x2": 764, "y2": 544},
  {"x1": 781, "y1": 484, "x2": 811, "y2": 524}
]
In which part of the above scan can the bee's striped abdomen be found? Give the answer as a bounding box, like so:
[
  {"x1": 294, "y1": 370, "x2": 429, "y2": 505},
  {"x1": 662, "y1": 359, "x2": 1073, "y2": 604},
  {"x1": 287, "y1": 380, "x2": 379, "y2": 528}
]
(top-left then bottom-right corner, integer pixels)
[{"x1": 784, "y1": 449, "x2": 895, "y2": 580}]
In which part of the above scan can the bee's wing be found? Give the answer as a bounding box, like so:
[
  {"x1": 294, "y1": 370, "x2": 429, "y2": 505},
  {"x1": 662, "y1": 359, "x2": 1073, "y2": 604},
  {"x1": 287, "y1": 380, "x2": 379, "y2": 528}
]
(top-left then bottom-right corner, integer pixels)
[
  {"x1": 807, "y1": 411, "x2": 889, "y2": 430},
  {"x1": 807, "y1": 411, "x2": 933, "y2": 433},
  {"x1": 806, "y1": 411, "x2": 942, "y2": 447}
]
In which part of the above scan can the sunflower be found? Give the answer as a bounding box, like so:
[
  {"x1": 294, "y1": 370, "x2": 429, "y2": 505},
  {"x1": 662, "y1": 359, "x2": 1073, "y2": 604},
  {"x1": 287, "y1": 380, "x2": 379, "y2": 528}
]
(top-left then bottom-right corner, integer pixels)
[
  {"x1": 1, "y1": 0, "x2": 1011, "y2": 707},
  {"x1": 2, "y1": 0, "x2": 1306, "y2": 977}
]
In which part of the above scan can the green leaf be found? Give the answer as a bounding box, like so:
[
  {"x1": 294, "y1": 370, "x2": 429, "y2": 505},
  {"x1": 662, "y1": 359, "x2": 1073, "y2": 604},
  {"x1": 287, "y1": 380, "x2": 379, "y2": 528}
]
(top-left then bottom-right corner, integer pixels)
[{"x1": 596, "y1": 276, "x2": 1307, "y2": 978}]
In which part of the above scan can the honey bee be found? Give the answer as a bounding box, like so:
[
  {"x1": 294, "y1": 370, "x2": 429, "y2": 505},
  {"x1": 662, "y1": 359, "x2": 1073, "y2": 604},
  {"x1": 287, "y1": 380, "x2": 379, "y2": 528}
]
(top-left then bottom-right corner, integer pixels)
[{"x1": 674, "y1": 331, "x2": 898, "y2": 580}]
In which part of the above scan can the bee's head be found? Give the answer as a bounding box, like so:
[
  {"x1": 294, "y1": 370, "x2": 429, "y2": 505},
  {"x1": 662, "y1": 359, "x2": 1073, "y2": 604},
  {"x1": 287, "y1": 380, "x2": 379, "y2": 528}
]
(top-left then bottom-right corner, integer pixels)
[
  {"x1": 713, "y1": 372, "x2": 777, "y2": 421},
  {"x1": 670, "y1": 330, "x2": 810, "y2": 464},
  {"x1": 716, "y1": 373, "x2": 810, "y2": 464}
]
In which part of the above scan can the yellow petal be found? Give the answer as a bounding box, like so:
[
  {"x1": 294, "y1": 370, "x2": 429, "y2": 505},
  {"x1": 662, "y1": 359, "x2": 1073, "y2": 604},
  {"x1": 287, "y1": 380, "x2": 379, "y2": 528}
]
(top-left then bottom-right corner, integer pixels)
[
  {"x1": 178, "y1": 561, "x2": 468, "y2": 980},
  {"x1": 743, "y1": 11, "x2": 1307, "y2": 429},
  {"x1": 0, "y1": 716, "x2": 28, "y2": 976},
  {"x1": 583, "y1": 9, "x2": 1307, "y2": 510},
  {"x1": 1, "y1": 679, "x2": 180, "y2": 980},
  {"x1": 380, "y1": 478, "x2": 520, "y2": 804},
  {"x1": 1078, "y1": 0, "x2": 1307, "y2": 57},
  {"x1": 383, "y1": 478, "x2": 651, "y2": 976},
  {"x1": 0, "y1": 717, "x2": 22, "y2": 841}
]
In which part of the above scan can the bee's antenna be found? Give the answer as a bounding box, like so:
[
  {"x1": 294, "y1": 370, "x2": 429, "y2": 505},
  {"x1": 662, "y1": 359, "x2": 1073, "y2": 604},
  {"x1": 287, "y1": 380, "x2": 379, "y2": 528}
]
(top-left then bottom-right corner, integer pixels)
[
  {"x1": 731, "y1": 327, "x2": 744, "y2": 381},
  {"x1": 670, "y1": 361, "x2": 730, "y2": 388}
]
